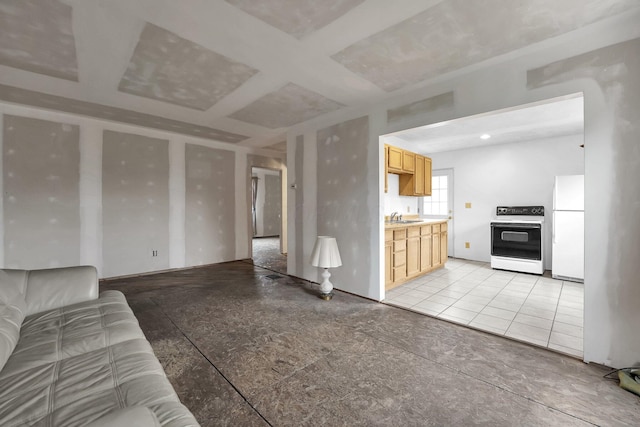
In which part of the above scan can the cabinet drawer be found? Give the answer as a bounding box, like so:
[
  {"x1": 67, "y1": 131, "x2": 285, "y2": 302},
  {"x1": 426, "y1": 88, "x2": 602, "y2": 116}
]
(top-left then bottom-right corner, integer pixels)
[
  {"x1": 407, "y1": 226, "x2": 420, "y2": 238},
  {"x1": 421, "y1": 225, "x2": 432, "y2": 236},
  {"x1": 393, "y1": 240, "x2": 406, "y2": 252},
  {"x1": 432, "y1": 224, "x2": 441, "y2": 234},
  {"x1": 393, "y1": 250, "x2": 406, "y2": 267},
  {"x1": 393, "y1": 229, "x2": 407, "y2": 240},
  {"x1": 385, "y1": 229, "x2": 393, "y2": 242},
  {"x1": 441, "y1": 222, "x2": 448, "y2": 232},
  {"x1": 393, "y1": 266, "x2": 407, "y2": 281}
]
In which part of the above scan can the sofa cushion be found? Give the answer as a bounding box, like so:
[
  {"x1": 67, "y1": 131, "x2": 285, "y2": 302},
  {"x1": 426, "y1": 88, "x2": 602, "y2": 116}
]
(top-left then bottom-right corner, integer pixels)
[
  {"x1": 2, "y1": 291, "x2": 144, "y2": 376},
  {"x1": 23, "y1": 265, "x2": 99, "y2": 316},
  {"x1": 0, "y1": 339, "x2": 198, "y2": 426},
  {"x1": 0, "y1": 295, "x2": 26, "y2": 373}
]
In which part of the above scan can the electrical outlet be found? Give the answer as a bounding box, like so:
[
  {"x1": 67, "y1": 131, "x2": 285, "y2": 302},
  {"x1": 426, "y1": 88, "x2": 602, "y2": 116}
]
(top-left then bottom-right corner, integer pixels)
[
  {"x1": 465, "y1": 242, "x2": 470, "y2": 249},
  {"x1": 152, "y1": 250, "x2": 158, "y2": 257},
  {"x1": 407, "y1": 206, "x2": 410, "y2": 213}
]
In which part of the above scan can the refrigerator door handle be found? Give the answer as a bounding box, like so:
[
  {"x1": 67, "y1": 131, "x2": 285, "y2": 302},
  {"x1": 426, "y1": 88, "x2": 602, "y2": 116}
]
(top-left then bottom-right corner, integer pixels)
[{"x1": 552, "y1": 214, "x2": 556, "y2": 244}]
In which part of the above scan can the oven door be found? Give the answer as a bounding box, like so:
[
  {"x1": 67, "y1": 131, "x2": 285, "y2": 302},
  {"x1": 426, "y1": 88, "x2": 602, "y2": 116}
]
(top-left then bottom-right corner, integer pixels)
[{"x1": 491, "y1": 222, "x2": 542, "y2": 261}]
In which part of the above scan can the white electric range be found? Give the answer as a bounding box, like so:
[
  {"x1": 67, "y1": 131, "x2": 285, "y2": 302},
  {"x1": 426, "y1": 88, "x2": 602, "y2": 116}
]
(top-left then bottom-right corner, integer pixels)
[{"x1": 490, "y1": 206, "x2": 545, "y2": 275}]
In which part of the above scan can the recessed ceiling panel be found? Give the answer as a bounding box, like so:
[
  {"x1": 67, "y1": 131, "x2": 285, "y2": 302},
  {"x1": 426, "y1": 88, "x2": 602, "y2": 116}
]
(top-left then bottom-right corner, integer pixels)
[
  {"x1": 333, "y1": 0, "x2": 640, "y2": 92},
  {"x1": 265, "y1": 141, "x2": 287, "y2": 152},
  {"x1": 119, "y1": 23, "x2": 258, "y2": 111},
  {"x1": 229, "y1": 83, "x2": 344, "y2": 129},
  {"x1": 0, "y1": 84, "x2": 249, "y2": 143},
  {"x1": 226, "y1": 0, "x2": 365, "y2": 39},
  {"x1": 0, "y1": 0, "x2": 78, "y2": 81}
]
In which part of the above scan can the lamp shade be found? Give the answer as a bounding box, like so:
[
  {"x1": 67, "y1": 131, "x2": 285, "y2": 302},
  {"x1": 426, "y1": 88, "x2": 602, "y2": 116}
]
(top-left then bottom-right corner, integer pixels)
[{"x1": 309, "y1": 236, "x2": 342, "y2": 268}]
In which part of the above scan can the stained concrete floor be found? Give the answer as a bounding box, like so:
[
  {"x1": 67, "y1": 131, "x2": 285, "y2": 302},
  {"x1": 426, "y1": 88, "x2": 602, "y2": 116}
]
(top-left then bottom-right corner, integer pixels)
[
  {"x1": 100, "y1": 262, "x2": 639, "y2": 426},
  {"x1": 250, "y1": 236, "x2": 287, "y2": 275}
]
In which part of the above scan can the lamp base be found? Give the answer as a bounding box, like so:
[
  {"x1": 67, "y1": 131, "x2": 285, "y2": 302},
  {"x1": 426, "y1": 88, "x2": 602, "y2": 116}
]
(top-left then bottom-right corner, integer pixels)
[
  {"x1": 319, "y1": 292, "x2": 334, "y2": 301},
  {"x1": 318, "y1": 268, "x2": 334, "y2": 301}
]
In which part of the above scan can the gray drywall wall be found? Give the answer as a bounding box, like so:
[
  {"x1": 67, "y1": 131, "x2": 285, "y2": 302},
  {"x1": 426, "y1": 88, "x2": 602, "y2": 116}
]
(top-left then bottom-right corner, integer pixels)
[
  {"x1": 263, "y1": 174, "x2": 281, "y2": 236},
  {"x1": 2, "y1": 114, "x2": 80, "y2": 269},
  {"x1": 527, "y1": 37, "x2": 640, "y2": 369},
  {"x1": 316, "y1": 116, "x2": 370, "y2": 295},
  {"x1": 185, "y1": 143, "x2": 235, "y2": 265},
  {"x1": 294, "y1": 135, "x2": 305, "y2": 275},
  {"x1": 102, "y1": 130, "x2": 170, "y2": 277}
]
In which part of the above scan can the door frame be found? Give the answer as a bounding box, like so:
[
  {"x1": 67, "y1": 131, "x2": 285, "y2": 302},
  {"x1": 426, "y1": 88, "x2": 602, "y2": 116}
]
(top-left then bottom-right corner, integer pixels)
[
  {"x1": 422, "y1": 168, "x2": 454, "y2": 258},
  {"x1": 248, "y1": 166, "x2": 285, "y2": 258}
]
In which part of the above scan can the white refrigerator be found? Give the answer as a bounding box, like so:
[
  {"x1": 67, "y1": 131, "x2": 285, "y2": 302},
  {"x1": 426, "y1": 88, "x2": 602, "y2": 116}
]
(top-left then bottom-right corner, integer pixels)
[{"x1": 552, "y1": 175, "x2": 584, "y2": 282}]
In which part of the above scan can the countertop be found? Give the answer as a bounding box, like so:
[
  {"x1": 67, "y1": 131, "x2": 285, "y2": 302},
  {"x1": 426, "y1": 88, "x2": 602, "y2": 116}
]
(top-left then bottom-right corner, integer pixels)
[{"x1": 384, "y1": 218, "x2": 448, "y2": 229}]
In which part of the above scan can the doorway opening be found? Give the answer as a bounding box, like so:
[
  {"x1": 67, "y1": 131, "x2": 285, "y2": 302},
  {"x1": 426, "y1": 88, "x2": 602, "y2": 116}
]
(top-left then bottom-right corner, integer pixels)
[
  {"x1": 381, "y1": 93, "x2": 585, "y2": 359},
  {"x1": 250, "y1": 167, "x2": 287, "y2": 274}
]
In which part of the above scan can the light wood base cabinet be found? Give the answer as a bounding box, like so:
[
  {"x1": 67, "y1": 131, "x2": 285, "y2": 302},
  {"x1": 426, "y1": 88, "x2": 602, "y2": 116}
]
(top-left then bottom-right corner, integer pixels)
[{"x1": 385, "y1": 220, "x2": 448, "y2": 291}]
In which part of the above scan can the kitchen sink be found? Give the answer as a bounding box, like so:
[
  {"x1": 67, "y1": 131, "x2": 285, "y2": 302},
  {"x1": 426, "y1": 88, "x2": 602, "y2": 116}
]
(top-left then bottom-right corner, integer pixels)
[{"x1": 387, "y1": 220, "x2": 423, "y2": 224}]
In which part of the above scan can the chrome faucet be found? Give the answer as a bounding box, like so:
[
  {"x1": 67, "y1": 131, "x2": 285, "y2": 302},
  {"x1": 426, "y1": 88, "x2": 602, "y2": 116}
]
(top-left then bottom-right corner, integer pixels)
[{"x1": 390, "y1": 212, "x2": 399, "y2": 222}]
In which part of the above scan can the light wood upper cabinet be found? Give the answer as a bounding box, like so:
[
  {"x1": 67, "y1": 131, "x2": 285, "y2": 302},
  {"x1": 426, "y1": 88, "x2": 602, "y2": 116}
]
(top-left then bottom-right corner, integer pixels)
[
  {"x1": 400, "y1": 154, "x2": 425, "y2": 196},
  {"x1": 402, "y1": 151, "x2": 415, "y2": 173},
  {"x1": 384, "y1": 145, "x2": 389, "y2": 193},
  {"x1": 386, "y1": 144, "x2": 431, "y2": 197},
  {"x1": 424, "y1": 156, "x2": 432, "y2": 196},
  {"x1": 387, "y1": 145, "x2": 404, "y2": 173},
  {"x1": 386, "y1": 144, "x2": 420, "y2": 175}
]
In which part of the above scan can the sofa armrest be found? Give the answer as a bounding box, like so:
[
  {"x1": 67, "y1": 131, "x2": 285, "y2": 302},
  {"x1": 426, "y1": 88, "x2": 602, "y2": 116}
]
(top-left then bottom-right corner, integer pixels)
[{"x1": 25, "y1": 266, "x2": 99, "y2": 316}]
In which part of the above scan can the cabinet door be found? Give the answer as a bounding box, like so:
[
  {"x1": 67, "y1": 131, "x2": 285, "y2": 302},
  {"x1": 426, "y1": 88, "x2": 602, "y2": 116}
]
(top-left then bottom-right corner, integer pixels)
[
  {"x1": 384, "y1": 145, "x2": 389, "y2": 193},
  {"x1": 440, "y1": 231, "x2": 448, "y2": 262},
  {"x1": 414, "y1": 155, "x2": 425, "y2": 195},
  {"x1": 424, "y1": 157, "x2": 432, "y2": 196},
  {"x1": 388, "y1": 145, "x2": 403, "y2": 171},
  {"x1": 420, "y1": 234, "x2": 432, "y2": 271},
  {"x1": 385, "y1": 242, "x2": 393, "y2": 288},
  {"x1": 432, "y1": 232, "x2": 441, "y2": 267},
  {"x1": 406, "y1": 236, "x2": 420, "y2": 277},
  {"x1": 402, "y1": 151, "x2": 415, "y2": 173}
]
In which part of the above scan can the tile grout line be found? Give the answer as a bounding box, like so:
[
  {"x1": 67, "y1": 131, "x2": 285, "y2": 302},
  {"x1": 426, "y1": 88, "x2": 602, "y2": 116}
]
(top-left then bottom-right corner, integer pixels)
[{"x1": 149, "y1": 297, "x2": 275, "y2": 427}]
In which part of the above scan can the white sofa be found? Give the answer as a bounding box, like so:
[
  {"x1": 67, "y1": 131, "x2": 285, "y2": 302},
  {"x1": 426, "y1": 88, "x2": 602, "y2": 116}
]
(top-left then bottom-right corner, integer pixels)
[{"x1": 0, "y1": 266, "x2": 199, "y2": 426}]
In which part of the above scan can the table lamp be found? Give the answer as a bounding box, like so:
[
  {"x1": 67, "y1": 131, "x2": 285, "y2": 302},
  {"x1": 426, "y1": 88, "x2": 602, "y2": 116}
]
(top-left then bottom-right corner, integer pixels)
[{"x1": 309, "y1": 236, "x2": 342, "y2": 300}]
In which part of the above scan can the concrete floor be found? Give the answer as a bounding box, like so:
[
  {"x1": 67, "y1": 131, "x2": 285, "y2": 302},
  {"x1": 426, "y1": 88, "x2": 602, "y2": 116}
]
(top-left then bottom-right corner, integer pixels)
[
  {"x1": 100, "y1": 262, "x2": 639, "y2": 426},
  {"x1": 251, "y1": 236, "x2": 287, "y2": 275}
]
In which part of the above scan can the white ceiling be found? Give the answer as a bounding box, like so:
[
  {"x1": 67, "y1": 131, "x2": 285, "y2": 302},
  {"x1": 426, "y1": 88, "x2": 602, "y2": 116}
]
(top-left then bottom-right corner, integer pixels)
[
  {"x1": 0, "y1": 0, "x2": 635, "y2": 152},
  {"x1": 385, "y1": 95, "x2": 584, "y2": 154}
]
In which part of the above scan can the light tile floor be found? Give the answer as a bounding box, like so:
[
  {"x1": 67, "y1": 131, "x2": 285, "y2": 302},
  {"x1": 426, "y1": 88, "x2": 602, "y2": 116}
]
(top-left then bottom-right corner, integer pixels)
[{"x1": 384, "y1": 258, "x2": 584, "y2": 358}]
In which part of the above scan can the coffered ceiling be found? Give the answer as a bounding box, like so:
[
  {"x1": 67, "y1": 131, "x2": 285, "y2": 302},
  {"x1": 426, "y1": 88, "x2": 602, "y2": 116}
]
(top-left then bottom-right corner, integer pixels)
[{"x1": 0, "y1": 0, "x2": 637, "y2": 152}]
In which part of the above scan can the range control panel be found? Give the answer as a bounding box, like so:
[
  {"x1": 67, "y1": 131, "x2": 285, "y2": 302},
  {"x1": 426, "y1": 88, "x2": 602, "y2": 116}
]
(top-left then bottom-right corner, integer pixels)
[{"x1": 496, "y1": 206, "x2": 545, "y2": 216}]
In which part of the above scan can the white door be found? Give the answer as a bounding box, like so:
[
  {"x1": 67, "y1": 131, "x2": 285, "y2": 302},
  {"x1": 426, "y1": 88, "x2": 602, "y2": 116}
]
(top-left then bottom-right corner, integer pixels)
[{"x1": 422, "y1": 168, "x2": 454, "y2": 257}]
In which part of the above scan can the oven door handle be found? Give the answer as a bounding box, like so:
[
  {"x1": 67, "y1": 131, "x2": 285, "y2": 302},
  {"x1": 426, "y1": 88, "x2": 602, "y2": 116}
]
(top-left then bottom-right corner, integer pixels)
[{"x1": 491, "y1": 223, "x2": 541, "y2": 229}]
